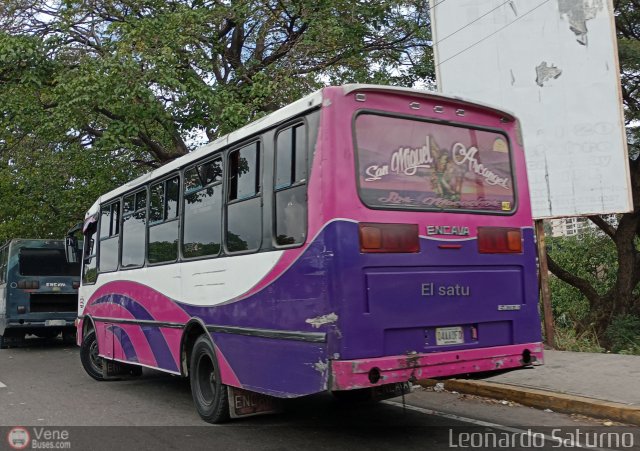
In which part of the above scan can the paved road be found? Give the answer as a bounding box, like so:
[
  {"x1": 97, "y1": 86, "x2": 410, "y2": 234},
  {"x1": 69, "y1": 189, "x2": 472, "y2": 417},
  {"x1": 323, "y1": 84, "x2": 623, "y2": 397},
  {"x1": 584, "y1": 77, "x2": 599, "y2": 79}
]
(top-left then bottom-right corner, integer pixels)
[{"x1": 0, "y1": 338, "x2": 637, "y2": 450}]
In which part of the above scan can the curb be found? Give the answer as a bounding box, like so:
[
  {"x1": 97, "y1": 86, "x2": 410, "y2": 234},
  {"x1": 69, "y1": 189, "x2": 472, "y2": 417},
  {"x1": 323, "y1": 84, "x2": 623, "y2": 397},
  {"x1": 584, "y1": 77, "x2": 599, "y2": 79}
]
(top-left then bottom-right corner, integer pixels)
[{"x1": 418, "y1": 379, "x2": 640, "y2": 426}]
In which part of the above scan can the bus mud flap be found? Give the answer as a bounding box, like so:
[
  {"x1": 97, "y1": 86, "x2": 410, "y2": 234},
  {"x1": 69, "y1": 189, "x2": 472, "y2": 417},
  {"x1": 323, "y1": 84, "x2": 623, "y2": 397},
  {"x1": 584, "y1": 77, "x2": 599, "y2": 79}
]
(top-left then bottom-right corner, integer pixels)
[
  {"x1": 102, "y1": 360, "x2": 142, "y2": 380},
  {"x1": 227, "y1": 387, "x2": 283, "y2": 419}
]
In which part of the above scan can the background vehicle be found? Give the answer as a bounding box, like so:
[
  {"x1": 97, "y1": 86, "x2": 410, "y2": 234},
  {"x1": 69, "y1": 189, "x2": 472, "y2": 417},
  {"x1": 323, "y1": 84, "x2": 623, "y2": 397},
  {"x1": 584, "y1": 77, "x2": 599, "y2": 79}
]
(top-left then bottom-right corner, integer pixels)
[
  {"x1": 0, "y1": 239, "x2": 80, "y2": 348},
  {"x1": 71, "y1": 85, "x2": 542, "y2": 422}
]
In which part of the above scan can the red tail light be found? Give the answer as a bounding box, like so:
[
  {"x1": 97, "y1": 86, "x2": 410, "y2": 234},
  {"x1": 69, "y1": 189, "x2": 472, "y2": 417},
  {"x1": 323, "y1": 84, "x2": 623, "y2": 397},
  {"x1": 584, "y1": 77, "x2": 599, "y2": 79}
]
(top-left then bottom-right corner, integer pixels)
[
  {"x1": 478, "y1": 227, "x2": 522, "y2": 254},
  {"x1": 359, "y1": 223, "x2": 419, "y2": 253}
]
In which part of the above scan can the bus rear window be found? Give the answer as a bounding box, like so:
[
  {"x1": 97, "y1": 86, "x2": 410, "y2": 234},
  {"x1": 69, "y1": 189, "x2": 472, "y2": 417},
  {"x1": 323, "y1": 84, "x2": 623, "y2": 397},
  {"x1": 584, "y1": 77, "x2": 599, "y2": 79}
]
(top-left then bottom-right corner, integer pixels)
[
  {"x1": 355, "y1": 114, "x2": 515, "y2": 213},
  {"x1": 19, "y1": 248, "x2": 81, "y2": 277}
]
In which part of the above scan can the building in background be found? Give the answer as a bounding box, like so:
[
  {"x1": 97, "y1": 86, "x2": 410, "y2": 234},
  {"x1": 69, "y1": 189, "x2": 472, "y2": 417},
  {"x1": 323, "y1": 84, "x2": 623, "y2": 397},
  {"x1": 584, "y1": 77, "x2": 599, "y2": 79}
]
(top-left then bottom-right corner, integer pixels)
[{"x1": 547, "y1": 214, "x2": 619, "y2": 237}]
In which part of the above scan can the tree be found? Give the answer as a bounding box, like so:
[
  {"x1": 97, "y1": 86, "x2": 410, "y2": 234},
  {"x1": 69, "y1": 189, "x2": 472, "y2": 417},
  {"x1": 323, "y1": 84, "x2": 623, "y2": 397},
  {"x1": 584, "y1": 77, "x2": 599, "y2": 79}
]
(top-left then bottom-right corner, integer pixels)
[
  {"x1": 0, "y1": 138, "x2": 143, "y2": 241},
  {"x1": 0, "y1": 0, "x2": 432, "y2": 239},
  {"x1": 0, "y1": 0, "x2": 432, "y2": 166},
  {"x1": 546, "y1": 0, "x2": 640, "y2": 343}
]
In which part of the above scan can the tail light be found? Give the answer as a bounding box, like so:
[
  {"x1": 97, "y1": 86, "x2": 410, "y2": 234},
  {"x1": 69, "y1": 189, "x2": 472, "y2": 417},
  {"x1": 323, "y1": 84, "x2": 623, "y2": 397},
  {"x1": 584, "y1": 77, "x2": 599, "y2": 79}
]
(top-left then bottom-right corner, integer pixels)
[
  {"x1": 478, "y1": 227, "x2": 522, "y2": 254},
  {"x1": 17, "y1": 280, "x2": 40, "y2": 289},
  {"x1": 359, "y1": 223, "x2": 419, "y2": 253},
  {"x1": 72, "y1": 281, "x2": 80, "y2": 289}
]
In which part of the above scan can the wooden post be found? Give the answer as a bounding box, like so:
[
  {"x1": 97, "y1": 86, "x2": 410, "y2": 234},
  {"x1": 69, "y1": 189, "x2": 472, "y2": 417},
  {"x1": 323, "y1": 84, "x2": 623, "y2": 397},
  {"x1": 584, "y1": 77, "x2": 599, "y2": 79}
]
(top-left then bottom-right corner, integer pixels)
[{"x1": 535, "y1": 219, "x2": 555, "y2": 348}]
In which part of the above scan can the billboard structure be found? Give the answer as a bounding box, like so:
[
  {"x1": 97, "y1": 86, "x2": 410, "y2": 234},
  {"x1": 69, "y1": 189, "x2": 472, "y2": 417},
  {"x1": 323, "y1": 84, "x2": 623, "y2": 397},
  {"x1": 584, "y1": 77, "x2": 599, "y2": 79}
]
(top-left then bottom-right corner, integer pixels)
[{"x1": 431, "y1": 0, "x2": 632, "y2": 219}]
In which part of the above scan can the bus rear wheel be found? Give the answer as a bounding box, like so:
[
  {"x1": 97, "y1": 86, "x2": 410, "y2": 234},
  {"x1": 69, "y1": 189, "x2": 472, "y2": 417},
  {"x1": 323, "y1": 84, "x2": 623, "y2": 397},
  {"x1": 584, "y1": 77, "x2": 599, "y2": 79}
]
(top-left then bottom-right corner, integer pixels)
[
  {"x1": 189, "y1": 335, "x2": 229, "y2": 423},
  {"x1": 80, "y1": 330, "x2": 105, "y2": 381}
]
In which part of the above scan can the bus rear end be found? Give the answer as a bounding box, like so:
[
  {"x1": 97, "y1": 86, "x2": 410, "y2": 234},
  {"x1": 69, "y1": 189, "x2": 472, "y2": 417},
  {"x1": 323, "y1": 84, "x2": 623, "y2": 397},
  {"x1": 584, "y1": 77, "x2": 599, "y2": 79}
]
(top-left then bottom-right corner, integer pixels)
[
  {"x1": 0, "y1": 240, "x2": 79, "y2": 346},
  {"x1": 315, "y1": 86, "x2": 542, "y2": 392}
]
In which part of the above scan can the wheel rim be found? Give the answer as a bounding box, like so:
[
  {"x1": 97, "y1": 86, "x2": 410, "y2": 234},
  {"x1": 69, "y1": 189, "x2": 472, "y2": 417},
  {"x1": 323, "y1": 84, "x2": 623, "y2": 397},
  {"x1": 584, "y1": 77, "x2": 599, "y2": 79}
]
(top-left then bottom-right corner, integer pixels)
[
  {"x1": 89, "y1": 339, "x2": 103, "y2": 373},
  {"x1": 196, "y1": 353, "x2": 216, "y2": 406}
]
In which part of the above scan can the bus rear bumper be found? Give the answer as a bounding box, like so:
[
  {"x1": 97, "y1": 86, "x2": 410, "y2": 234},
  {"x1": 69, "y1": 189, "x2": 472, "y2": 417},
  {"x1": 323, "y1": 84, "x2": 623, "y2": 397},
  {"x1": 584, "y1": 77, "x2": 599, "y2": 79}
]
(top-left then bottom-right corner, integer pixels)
[{"x1": 330, "y1": 342, "x2": 543, "y2": 391}]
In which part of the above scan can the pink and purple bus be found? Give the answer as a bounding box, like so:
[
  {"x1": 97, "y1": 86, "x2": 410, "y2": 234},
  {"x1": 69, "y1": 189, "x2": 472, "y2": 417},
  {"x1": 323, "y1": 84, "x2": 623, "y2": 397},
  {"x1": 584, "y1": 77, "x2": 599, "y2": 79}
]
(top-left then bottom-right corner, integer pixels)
[{"x1": 71, "y1": 85, "x2": 543, "y2": 423}]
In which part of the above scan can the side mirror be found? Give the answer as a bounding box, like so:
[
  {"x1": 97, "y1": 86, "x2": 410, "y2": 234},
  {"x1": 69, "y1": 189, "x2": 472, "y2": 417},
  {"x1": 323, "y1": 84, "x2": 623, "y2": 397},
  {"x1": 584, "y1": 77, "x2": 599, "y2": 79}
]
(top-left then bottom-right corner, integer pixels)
[{"x1": 65, "y1": 235, "x2": 79, "y2": 264}]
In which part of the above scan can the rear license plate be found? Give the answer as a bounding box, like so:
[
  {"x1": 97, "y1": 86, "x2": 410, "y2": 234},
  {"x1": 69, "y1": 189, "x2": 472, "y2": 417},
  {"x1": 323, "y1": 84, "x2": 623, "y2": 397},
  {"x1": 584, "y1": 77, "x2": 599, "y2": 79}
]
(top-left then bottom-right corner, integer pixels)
[
  {"x1": 228, "y1": 387, "x2": 282, "y2": 419},
  {"x1": 436, "y1": 326, "x2": 464, "y2": 345},
  {"x1": 45, "y1": 320, "x2": 67, "y2": 327}
]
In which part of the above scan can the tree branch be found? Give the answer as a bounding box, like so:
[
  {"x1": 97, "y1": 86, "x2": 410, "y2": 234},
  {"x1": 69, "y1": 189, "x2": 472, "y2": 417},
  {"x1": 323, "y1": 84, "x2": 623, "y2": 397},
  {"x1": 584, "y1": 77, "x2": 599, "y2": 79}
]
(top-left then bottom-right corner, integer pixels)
[
  {"x1": 547, "y1": 252, "x2": 601, "y2": 305},
  {"x1": 587, "y1": 215, "x2": 617, "y2": 240}
]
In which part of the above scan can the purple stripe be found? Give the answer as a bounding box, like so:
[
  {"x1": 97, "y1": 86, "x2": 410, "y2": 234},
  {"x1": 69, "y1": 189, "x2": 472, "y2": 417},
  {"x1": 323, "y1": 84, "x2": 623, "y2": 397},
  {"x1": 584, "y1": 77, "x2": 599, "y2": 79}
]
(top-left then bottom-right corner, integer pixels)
[
  {"x1": 93, "y1": 294, "x2": 154, "y2": 321},
  {"x1": 107, "y1": 325, "x2": 138, "y2": 363}
]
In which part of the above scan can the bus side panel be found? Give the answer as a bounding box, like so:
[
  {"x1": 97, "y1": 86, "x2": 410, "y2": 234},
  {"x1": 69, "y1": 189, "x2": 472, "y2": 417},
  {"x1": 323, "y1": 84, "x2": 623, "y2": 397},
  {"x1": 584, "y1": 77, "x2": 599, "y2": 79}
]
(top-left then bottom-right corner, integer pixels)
[
  {"x1": 96, "y1": 320, "x2": 114, "y2": 360},
  {"x1": 211, "y1": 333, "x2": 328, "y2": 397},
  {"x1": 109, "y1": 322, "x2": 161, "y2": 369}
]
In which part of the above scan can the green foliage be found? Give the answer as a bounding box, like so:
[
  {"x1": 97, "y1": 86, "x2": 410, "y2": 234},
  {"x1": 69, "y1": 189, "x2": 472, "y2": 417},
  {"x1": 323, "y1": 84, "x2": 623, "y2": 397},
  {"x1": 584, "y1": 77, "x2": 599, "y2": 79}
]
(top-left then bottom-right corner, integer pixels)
[
  {"x1": 0, "y1": 0, "x2": 432, "y2": 240},
  {"x1": 553, "y1": 327, "x2": 604, "y2": 354},
  {"x1": 547, "y1": 230, "x2": 619, "y2": 302},
  {"x1": 605, "y1": 315, "x2": 640, "y2": 355},
  {"x1": 0, "y1": 142, "x2": 144, "y2": 241},
  {"x1": 547, "y1": 230, "x2": 640, "y2": 354}
]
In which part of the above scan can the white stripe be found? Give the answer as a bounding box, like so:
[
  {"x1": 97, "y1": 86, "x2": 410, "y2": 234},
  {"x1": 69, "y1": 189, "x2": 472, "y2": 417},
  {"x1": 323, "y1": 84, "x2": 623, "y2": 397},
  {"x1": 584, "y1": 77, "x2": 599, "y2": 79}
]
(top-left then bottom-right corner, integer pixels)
[
  {"x1": 383, "y1": 400, "x2": 615, "y2": 451},
  {"x1": 0, "y1": 381, "x2": 7, "y2": 388}
]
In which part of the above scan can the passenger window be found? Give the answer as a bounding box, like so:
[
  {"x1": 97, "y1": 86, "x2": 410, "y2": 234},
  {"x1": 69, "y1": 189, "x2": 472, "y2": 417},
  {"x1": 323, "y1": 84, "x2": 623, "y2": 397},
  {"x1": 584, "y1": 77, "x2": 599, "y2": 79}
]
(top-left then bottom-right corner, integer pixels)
[
  {"x1": 83, "y1": 222, "x2": 98, "y2": 284},
  {"x1": 226, "y1": 143, "x2": 262, "y2": 253},
  {"x1": 228, "y1": 142, "x2": 260, "y2": 201},
  {"x1": 121, "y1": 190, "x2": 147, "y2": 268},
  {"x1": 98, "y1": 201, "x2": 120, "y2": 272},
  {"x1": 148, "y1": 176, "x2": 180, "y2": 264},
  {"x1": 274, "y1": 124, "x2": 307, "y2": 246},
  {"x1": 183, "y1": 159, "x2": 223, "y2": 258}
]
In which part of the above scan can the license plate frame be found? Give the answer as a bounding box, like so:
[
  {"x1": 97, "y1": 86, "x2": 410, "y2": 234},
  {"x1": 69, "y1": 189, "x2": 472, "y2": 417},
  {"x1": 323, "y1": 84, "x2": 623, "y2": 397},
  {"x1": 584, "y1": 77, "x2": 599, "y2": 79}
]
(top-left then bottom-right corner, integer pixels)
[
  {"x1": 435, "y1": 326, "x2": 464, "y2": 345},
  {"x1": 228, "y1": 387, "x2": 282, "y2": 419}
]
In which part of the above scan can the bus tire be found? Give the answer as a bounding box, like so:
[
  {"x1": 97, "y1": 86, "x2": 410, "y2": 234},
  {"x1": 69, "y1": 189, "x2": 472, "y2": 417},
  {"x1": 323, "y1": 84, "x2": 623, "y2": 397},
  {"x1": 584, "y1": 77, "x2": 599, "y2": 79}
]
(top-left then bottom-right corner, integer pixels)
[
  {"x1": 80, "y1": 330, "x2": 105, "y2": 381},
  {"x1": 189, "y1": 335, "x2": 229, "y2": 424}
]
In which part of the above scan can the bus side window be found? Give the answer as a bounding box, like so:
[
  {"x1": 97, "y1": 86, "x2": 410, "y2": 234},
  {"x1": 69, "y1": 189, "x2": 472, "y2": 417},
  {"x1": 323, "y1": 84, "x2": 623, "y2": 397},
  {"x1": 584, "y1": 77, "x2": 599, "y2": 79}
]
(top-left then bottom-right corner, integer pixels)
[
  {"x1": 226, "y1": 142, "x2": 262, "y2": 253},
  {"x1": 121, "y1": 190, "x2": 147, "y2": 268},
  {"x1": 183, "y1": 159, "x2": 223, "y2": 259},
  {"x1": 98, "y1": 201, "x2": 120, "y2": 272},
  {"x1": 274, "y1": 123, "x2": 307, "y2": 247},
  {"x1": 83, "y1": 223, "x2": 98, "y2": 284},
  {"x1": 148, "y1": 176, "x2": 180, "y2": 264}
]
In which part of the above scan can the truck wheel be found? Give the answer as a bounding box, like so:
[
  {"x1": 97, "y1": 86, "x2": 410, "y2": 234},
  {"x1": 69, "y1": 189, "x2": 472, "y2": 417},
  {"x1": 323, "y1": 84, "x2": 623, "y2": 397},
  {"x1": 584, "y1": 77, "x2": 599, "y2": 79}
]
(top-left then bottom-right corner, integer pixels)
[
  {"x1": 190, "y1": 335, "x2": 229, "y2": 423},
  {"x1": 80, "y1": 331, "x2": 105, "y2": 381},
  {"x1": 62, "y1": 329, "x2": 76, "y2": 345}
]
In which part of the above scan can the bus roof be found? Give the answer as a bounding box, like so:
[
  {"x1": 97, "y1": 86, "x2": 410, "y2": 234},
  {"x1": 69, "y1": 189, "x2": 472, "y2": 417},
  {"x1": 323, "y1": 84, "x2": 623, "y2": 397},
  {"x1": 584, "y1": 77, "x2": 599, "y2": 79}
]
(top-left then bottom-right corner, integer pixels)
[{"x1": 85, "y1": 84, "x2": 516, "y2": 219}]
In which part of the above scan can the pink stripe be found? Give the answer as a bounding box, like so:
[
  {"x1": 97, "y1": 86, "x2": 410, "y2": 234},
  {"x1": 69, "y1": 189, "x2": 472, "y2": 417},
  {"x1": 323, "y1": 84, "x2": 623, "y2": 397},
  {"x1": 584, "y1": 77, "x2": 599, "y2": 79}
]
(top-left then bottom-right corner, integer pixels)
[
  {"x1": 214, "y1": 343, "x2": 242, "y2": 387},
  {"x1": 86, "y1": 280, "x2": 190, "y2": 323},
  {"x1": 91, "y1": 311, "x2": 158, "y2": 368},
  {"x1": 113, "y1": 324, "x2": 157, "y2": 367}
]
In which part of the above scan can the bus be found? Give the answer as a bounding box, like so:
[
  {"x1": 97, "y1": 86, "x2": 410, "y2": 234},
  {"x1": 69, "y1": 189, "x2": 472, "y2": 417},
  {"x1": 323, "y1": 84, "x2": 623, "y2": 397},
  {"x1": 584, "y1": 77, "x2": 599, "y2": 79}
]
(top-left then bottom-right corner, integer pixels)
[
  {"x1": 0, "y1": 239, "x2": 80, "y2": 348},
  {"x1": 70, "y1": 85, "x2": 543, "y2": 423}
]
